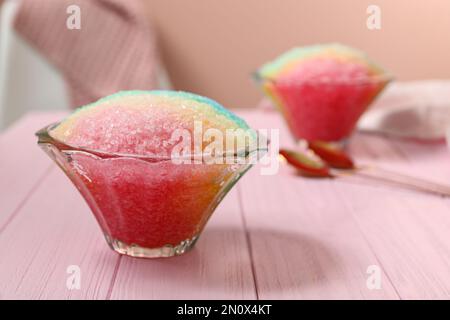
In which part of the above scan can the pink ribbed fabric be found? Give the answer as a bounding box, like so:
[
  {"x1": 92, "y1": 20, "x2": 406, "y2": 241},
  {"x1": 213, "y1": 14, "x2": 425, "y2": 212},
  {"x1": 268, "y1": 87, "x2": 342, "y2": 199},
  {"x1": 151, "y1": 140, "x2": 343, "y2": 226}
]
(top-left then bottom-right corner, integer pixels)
[{"x1": 14, "y1": 0, "x2": 159, "y2": 108}]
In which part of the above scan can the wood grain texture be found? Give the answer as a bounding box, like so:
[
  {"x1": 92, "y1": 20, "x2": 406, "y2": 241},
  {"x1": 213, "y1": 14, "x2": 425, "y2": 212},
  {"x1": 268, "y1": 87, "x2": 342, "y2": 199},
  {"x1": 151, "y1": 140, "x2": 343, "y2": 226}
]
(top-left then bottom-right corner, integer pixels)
[
  {"x1": 238, "y1": 111, "x2": 450, "y2": 299},
  {"x1": 1, "y1": 111, "x2": 450, "y2": 299},
  {"x1": 238, "y1": 164, "x2": 400, "y2": 299},
  {"x1": 341, "y1": 134, "x2": 450, "y2": 299},
  {"x1": 0, "y1": 168, "x2": 118, "y2": 299},
  {"x1": 237, "y1": 111, "x2": 398, "y2": 299},
  {"x1": 0, "y1": 112, "x2": 66, "y2": 229},
  {"x1": 0, "y1": 112, "x2": 117, "y2": 299},
  {"x1": 109, "y1": 189, "x2": 257, "y2": 300}
]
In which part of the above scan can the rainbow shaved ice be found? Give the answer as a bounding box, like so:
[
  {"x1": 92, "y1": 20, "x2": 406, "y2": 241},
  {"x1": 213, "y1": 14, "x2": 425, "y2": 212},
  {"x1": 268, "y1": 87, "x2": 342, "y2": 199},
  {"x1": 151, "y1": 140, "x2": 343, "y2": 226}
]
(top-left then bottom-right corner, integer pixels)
[
  {"x1": 51, "y1": 90, "x2": 250, "y2": 156},
  {"x1": 256, "y1": 43, "x2": 391, "y2": 141},
  {"x1": 46, "y1": 91, "x2": 255, "y2": 256}
]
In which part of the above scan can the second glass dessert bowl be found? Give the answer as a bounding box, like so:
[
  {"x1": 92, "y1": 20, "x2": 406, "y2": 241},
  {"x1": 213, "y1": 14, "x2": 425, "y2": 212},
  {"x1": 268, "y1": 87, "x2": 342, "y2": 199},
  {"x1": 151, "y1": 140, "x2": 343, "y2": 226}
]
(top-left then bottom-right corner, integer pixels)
[{"x1": 253, "y1": 72, "x2": 392, "y2": 143}]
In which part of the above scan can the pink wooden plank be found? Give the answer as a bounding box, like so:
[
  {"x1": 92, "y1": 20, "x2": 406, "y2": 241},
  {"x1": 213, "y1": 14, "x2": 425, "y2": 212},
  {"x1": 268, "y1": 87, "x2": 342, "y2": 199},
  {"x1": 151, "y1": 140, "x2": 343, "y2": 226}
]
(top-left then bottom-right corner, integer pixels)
[
  {"x1": 340, "y1": 135, "x2": 450, "y2": 299},
  {"x1": 0, "y1": 167, "x2": 118, "y2": 299},
  {"x1": 0, "y1": 112, "x2": 67, "y2": 229},
  {"x1": 237, "y1": 164, "x2": 400, "y2": 299},
  {"x1": 236, "y1": 111, "x2": 399, "y2": 299},
  {"x1": 1, "y1": 111, "x2": 256, "y2": 300},
  {"x1": 3, "y1": 111, "x2": 449, "y2": 299},
  {"x1": 390, "y1": 137, "x2": 450, "y2": 185},
  {"x1": 241, "y1": 111, "x2": 450, "y2": 299},
  {"x1": 334, "y1": 183, "x2": 450, "y2": 299},
  {"x1": 109, "y1": 188, "x2": 257, "y2": 300}
]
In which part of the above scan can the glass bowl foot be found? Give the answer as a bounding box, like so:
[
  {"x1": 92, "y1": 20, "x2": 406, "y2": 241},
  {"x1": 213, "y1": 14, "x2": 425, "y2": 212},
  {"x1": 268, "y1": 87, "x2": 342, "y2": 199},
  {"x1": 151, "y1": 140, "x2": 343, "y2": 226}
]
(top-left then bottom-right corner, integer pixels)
[{"x1": 104, "y1": 234, "x2": 199, "y2": 258}]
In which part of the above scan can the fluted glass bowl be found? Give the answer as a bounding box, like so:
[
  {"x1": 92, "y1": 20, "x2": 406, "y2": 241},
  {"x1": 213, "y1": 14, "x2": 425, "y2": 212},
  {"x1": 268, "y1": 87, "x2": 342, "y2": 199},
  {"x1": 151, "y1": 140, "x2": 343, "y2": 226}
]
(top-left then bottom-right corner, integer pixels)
[
  {"x1": 36, "y1": 123, "x2": 263, "y2": 258},
  {"x1": 253, "y1": 72, "x2": 392, "y2": 142}
]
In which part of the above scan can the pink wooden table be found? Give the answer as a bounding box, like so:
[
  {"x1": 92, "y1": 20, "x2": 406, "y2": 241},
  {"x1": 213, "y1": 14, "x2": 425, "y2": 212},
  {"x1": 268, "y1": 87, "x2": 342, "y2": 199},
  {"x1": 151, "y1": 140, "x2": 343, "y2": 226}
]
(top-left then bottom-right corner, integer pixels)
[{"x1": 1, "y1": 110, "x2": 450, "y2": 300}]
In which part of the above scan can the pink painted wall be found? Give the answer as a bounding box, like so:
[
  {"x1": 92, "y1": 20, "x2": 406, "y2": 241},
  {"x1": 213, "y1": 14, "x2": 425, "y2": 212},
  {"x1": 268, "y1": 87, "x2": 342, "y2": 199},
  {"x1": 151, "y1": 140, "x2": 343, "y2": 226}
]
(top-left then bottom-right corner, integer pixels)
[{"x1": 145, "y1": 0, "x2": 450, "y2": 107}]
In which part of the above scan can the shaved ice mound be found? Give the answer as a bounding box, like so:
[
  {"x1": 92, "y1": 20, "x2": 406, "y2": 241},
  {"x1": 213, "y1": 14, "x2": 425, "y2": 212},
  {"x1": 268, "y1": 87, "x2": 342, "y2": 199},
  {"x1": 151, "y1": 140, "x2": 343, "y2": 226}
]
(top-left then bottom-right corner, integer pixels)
[
  {"x1": 40, "y1": 91, "x2": 257, "y2": 257},
  {"x1": 51, "y1": 90, "x2": 251, "y2": 157},
  {"x1": 258, "y1": 43, "x2": 385, "y2": 80},
  {"x1": 256, "y1": 43, "x2": 391, "y2": 141}
]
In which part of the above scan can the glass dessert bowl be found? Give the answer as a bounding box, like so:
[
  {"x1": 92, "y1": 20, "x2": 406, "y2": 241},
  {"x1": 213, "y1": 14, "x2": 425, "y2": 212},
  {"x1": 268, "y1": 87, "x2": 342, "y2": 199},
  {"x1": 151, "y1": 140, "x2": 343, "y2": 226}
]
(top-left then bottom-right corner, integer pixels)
[
  {"x1": 254, "y1": 73, "x2": 392, "y2": 142},
  {"x1": 37, "y1": 124, "x2": 260, "y2": 258},
  {"x1": 254, "y1": 43, "x2": 393, "y2": 143},
  {"x1": 36, "y1": 90, "x2": 265, "y2": 258}
]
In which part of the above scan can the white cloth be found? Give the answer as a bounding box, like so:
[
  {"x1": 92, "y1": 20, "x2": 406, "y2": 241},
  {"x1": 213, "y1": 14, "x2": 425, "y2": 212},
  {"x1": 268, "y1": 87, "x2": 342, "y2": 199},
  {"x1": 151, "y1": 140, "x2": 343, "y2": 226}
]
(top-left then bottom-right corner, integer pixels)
[{"x1": 358, "y1": 80, "x2": 450, "y2": 141}]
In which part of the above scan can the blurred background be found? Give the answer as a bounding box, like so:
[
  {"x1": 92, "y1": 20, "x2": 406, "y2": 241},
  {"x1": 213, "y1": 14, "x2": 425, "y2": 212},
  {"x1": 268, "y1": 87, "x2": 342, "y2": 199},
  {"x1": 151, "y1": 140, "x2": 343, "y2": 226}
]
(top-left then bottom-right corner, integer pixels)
[
  {"x1": 146, "y1": 0, "x2": 450, "y2": 106},
  {"x1": 1, "y1": 0, "x2": 450, "y2": 130}
]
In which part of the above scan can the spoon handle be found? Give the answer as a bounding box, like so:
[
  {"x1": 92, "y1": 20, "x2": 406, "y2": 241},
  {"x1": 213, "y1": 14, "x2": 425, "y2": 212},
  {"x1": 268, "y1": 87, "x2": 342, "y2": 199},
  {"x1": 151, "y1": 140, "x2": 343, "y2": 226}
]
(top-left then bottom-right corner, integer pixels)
[{"x1": 334, "y1": 166, "x2": 450, "y2": 197}]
